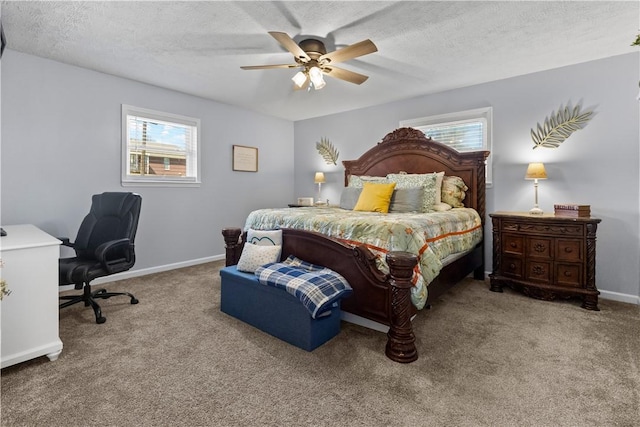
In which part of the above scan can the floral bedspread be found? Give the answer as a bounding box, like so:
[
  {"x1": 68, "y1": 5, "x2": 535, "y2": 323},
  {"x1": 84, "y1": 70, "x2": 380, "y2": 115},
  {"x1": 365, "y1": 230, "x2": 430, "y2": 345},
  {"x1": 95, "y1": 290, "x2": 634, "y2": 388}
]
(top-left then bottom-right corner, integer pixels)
[{"x1": 244, "y1": 207, "x2": 483, "y2": 310}]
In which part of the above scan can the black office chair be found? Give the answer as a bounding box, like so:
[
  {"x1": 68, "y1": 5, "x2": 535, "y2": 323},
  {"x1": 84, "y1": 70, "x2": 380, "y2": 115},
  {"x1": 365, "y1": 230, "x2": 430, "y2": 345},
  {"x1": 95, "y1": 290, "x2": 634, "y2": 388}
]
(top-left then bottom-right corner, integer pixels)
[{"x1": 59, "y1": 192, "x2": 142, "y2": 324}]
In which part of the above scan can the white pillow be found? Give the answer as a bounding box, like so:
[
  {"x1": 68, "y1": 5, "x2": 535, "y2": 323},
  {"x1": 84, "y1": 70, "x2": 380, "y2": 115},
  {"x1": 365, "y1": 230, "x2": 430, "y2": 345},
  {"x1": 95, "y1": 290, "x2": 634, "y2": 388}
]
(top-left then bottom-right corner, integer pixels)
[
  {"x1": 237, "y1": 244, "x2": 282, "y2": 273},
  {"x1": 246, "y1": 229, "x2": 282, "y2": 246},
  {"x1": 433, "y1": 202, "x2": 452, "y2": 212}
]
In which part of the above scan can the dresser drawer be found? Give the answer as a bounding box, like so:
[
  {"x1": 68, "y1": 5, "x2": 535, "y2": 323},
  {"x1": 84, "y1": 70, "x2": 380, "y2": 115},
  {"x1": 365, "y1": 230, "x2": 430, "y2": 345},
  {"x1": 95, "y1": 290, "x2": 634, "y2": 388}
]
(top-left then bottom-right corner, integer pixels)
[
  {"x1": 526, "y1": 260, "x2": 552, "y2": 283},
  {"x1": 527, "y1": 237, "x2": 552, "y2": 259},
  {"x1": 555, "y1": 263, "x2": 583, "y2": 287},
  {"x1": 502, "y1": 220, "x2": 584, "y2": 237},
  {"x1": 503, "y1": 234, "x2": 524, "y2": 255},
  {"x1": 502, "y1": 255, "x2": 523, "y2": 279},
  {"x1": 556, "y1": 239, "x2": 582, "y2": 262}
]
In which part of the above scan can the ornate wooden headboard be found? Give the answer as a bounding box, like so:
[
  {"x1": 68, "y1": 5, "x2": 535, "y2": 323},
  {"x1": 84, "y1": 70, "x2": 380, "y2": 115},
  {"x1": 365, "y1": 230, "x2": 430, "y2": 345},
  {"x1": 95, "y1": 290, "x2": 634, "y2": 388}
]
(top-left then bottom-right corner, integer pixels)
[{"x1": 342, "y1": 127, "x2": 490, "y2": 222}]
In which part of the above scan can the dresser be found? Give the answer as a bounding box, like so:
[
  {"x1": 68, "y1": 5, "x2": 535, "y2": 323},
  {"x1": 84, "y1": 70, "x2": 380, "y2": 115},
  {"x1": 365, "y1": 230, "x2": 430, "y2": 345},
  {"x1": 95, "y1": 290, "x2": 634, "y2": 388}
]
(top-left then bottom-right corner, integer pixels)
[
  {"x1": 1, "y1": 224, "x2": 63, "y2": 368},
  {"x1": 489, "y1": 212, "x2": 601, "y2": 310}
]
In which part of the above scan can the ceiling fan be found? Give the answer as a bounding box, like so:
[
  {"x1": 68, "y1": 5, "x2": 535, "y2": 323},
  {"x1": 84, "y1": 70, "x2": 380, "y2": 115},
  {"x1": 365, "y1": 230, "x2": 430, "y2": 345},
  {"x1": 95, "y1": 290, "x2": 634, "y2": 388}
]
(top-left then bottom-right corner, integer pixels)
[{"x1": 241, "y1": 31, "x2": 378, "y2": 90}]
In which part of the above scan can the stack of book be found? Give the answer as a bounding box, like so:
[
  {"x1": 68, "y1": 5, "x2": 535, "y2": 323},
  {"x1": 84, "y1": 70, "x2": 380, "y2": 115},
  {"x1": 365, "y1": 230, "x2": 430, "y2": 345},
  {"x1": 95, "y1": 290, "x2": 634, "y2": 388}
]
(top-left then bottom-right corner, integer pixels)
[{"x1": 554, "y1": 204, "x2": 591, "y2": 217}]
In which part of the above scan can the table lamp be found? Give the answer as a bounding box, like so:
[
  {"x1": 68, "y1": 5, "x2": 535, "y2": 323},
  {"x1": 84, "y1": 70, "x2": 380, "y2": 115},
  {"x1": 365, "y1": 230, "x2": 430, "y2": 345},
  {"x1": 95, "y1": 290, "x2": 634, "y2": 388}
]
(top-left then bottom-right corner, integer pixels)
[
  {"x1": 314, "y1": 172, "x2": 326, "y2": 204},
  {"x1": 525, "y1": 162, "x2": 547, "y2": 215}
]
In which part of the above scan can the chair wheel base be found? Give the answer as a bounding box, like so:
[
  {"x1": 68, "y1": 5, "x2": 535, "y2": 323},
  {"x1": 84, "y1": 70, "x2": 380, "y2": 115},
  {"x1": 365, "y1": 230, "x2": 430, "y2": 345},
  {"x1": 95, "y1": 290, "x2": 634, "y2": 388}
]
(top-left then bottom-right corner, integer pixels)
[{"x1": 60, "y1": 288, "x2": 138, "y2": 324}]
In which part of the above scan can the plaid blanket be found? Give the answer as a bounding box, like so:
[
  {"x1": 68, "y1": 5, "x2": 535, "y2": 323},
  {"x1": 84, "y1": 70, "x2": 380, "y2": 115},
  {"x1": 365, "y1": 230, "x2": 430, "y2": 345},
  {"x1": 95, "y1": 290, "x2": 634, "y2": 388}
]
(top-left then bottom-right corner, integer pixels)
[{"x1": 254, "y1": 255, "x2": 352, "y2": 319}]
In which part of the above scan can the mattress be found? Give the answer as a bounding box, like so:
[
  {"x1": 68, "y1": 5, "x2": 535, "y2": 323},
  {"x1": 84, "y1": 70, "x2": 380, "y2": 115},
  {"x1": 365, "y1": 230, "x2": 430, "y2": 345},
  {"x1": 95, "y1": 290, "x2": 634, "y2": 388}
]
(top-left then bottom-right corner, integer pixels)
[{"x1": 244, "y1": 207, "x2": 483, "y2": 309}]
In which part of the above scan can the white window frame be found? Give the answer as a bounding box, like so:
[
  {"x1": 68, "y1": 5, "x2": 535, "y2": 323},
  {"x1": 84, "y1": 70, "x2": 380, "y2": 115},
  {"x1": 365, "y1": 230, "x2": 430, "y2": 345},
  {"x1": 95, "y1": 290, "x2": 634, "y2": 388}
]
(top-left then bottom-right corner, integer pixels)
[
  {"x1": 121, "y1": 105, "x2": 201, "y2": 187},
  {"x1": 400, "y1": 107, "x2": 493, "y2": 187}
]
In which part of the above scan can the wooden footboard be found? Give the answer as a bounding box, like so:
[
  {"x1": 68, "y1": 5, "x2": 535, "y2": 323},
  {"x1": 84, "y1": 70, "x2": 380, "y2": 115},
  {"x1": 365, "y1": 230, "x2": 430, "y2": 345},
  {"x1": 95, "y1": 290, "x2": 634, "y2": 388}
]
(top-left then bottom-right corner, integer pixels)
[{"x1": 222, "y1": 227, "x2": 419, "y2": 363}]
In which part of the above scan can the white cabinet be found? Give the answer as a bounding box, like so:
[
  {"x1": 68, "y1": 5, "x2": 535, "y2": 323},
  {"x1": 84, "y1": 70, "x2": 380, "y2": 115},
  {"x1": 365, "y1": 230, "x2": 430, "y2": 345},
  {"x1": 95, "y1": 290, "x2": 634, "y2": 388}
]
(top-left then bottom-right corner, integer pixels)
[{"x1": 1, "y1": 224, "x2": 63, "y2": 368}]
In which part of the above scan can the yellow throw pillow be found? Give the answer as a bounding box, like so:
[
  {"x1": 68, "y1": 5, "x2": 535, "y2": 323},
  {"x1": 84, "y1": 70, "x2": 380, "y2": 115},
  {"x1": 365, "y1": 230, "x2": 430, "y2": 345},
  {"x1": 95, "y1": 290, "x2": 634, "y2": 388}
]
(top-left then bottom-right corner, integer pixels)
[{"x1": 353, "y1": 182, "x2": 397, "y2": 213}]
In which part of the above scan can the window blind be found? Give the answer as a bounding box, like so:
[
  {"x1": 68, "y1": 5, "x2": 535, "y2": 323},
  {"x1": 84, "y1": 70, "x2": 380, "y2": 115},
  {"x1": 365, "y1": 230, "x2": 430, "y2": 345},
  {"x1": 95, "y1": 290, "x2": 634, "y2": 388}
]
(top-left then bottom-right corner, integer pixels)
[{"x1": 420, "y1": 119, "x2": 485, "y2": 152}]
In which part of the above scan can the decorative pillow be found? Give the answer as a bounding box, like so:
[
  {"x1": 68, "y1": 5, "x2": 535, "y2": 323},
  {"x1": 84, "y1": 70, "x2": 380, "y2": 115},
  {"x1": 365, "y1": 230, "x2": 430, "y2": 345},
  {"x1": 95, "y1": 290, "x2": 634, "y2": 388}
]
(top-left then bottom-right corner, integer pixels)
[
  {"x1": 237, "y1": 243, "x2": 282, "y2": 273},
  {"x1": 353, "y1": 182, "x2": 396, "y2": 213},
  {"x1": 441, "y1": 176, "x2": 468, "y2": 208},
  {"x1": 347, "y1": 175, "x2": 388, "y2": 188},
  {"x1": 339, "y1": 187, "x2": 362, "y2": 210},
  {"x1": 246, "y1": 229, "x2": 282, "y2": 246},
  {"x1": 386, "y1": 173, "x2": 438, "y2": 212},
  {"x1": 432, "y1": 202, "x2": 453, "y2": 212},
  {"x1": 388, "y1": 187, "x2": 425, "y2": 213}
]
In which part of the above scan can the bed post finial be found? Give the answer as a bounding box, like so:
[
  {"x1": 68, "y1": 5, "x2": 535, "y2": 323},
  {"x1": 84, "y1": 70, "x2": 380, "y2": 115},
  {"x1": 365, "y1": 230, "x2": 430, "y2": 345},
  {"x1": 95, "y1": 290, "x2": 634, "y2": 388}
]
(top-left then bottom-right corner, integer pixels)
[{"x1": 385, "y1": 251, "x2": 418, "y2": 363}]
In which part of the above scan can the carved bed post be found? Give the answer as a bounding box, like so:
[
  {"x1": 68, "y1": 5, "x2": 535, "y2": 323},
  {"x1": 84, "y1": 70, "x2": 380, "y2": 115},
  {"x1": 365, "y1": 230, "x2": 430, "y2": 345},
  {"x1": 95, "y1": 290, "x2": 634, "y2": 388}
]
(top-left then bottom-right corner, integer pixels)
[
  {"x1": 385, "y1": 251, "x2": 419, "y2": 363},
  {"x1": 473, "y1": 156, "x2": 487, "y2": 280},
  {"x1": 222, "y1": 227, "x2": 243, "y2": 266}
]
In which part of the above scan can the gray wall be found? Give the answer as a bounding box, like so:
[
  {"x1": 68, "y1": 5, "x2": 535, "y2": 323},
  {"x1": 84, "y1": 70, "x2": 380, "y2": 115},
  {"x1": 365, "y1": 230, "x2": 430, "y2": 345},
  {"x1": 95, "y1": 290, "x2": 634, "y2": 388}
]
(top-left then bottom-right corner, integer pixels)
[
  {"x1": 1, "y1": 50, "x2": 294, "y2": 272},
  {"x1": 294, "y1": 53, "x2": 640, "y2": 301},
  {"x1": 3, "y1": 49, "x2": 638, "y2": 302}
]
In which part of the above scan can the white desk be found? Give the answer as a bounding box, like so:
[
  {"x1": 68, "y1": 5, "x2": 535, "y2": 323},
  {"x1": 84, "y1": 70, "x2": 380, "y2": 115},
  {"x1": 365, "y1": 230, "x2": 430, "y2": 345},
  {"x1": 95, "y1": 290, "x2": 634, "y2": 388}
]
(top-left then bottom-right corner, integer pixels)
[{"x1": 1, "y1": 224, "x2": 63, "y2": 368}]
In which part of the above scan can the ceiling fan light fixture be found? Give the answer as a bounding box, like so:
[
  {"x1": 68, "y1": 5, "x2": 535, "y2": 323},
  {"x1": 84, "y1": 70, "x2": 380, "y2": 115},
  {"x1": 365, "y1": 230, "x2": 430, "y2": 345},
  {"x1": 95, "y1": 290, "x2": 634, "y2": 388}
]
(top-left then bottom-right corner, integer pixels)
[
  {"x1": 308, "y1": 66, "x2": 326, "y2": 90},
  {"x1": 292, "y1": 71, "x2": 307, "y2": 88},
  {"x1": 241, "y1": 32, "x2": 377, "y2": 91}
]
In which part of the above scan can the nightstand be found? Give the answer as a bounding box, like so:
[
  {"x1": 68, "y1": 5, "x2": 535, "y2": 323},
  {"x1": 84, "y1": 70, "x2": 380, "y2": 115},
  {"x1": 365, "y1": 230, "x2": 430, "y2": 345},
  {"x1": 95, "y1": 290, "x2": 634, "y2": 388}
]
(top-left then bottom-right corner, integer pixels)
[{"x1": 489, "y1": 212, "x2": 601, "y2": 310}]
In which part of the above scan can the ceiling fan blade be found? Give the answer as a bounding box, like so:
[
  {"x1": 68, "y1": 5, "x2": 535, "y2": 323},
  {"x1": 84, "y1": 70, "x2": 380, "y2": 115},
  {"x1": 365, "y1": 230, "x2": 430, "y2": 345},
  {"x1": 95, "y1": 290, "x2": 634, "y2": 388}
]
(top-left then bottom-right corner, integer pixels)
[
  {"x1": 240, "y1": 64, "x2": 299, "y2": 70},
  {"x1": 319, "y1": 39, "x2": 377, "y2": 64},
  {"x1": 323, "y1": 66, "x2": 369, "y2": 85},
  {"x1": 268, "y1": 31, "x2": 311, "y2": 62}
]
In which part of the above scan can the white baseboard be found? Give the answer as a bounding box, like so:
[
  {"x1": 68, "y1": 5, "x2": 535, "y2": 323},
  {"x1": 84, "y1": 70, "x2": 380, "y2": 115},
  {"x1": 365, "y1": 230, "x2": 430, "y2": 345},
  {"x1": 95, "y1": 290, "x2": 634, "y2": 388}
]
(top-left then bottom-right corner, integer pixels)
[
  {"x1": 599, "y1": 289, "x2": 640, "y2": 305},
  {"x1": 59, "y1": 254, "x2": 225, "y2": 292}
]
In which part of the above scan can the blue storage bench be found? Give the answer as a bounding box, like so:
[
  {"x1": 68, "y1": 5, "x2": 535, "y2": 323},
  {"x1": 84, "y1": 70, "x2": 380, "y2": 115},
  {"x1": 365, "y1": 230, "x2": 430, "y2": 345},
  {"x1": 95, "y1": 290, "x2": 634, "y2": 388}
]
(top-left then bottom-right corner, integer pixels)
[{"x1": 220, "y1": 265, "x2": 342, "y2": 351}]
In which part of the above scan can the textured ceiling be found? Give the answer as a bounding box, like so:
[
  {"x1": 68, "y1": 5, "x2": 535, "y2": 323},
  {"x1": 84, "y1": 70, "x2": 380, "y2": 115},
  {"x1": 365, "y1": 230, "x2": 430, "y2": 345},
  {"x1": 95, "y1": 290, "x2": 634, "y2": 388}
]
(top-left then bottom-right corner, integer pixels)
[{"x1": 2, "y1": 1, "x2": 638, "y2": 121}]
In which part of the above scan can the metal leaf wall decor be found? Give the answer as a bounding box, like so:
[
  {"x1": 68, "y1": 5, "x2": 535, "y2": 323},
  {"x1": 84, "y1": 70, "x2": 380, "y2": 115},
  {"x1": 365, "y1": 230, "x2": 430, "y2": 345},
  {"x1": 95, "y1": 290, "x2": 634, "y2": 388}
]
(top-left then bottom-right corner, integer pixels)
[
  {"x1": 531, "y1": 104, "x2": 593, "y2": 149},
  {"x1": 316, "y1": 137, "x2": 339, "y2": 165}
]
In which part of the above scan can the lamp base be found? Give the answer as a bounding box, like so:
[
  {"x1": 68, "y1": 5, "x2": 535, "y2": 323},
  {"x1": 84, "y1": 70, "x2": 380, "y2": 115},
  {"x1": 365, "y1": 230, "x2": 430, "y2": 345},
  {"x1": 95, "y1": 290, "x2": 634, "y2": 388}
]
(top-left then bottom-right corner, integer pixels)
[{"x1": 529, "y1": 207, "x2": 544, "y2": 215}]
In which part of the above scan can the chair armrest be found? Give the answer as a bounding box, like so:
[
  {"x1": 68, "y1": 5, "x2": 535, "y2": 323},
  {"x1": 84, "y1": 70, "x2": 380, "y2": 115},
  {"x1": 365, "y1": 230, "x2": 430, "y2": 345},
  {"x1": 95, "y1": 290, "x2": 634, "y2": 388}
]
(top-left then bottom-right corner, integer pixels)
[
  {"x1": 58, "y1": 237, "x2": 74, "y2": 248},
  {"x1": 94, "y1": 238, "x2": 134, "y2": 273}
]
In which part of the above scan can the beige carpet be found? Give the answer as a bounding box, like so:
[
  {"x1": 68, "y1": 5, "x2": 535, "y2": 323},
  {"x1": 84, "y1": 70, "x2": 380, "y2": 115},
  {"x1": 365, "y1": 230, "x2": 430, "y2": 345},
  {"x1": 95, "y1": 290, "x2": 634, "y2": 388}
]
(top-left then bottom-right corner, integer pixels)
[{"x1": 1, "y1": 261, "x2": 639, "y2": 426}]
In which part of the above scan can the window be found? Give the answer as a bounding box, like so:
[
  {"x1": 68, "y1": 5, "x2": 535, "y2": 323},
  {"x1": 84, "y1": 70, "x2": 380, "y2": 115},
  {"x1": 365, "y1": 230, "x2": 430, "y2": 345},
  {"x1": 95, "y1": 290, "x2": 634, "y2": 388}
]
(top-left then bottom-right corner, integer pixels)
[
  {"x1": 122, "y1": 105, "x2": 201, "y2": 187},
  {"x1": 400, "y1": 107, "x2": 493, "y2": 186}
]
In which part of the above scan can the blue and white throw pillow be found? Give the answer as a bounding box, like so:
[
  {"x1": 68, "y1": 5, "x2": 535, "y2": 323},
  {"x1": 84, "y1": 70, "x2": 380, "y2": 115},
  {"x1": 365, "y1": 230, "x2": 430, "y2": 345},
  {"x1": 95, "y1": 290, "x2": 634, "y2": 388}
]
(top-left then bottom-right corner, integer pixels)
[{"x1": 246, "y1": 229, "x2": 282, "y2": 246}]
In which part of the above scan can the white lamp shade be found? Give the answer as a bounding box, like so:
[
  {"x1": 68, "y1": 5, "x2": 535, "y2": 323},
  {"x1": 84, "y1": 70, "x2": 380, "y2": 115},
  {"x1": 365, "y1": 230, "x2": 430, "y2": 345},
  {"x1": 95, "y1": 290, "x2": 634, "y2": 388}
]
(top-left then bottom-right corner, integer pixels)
[
  {"x1": 308, "y1": 66, "x2": 326, "y2": 90},
  {"x1": 291, "y1": 71, "x2": 307, "y2": 88},
  {"x1": 314, "y1": 172, "x2": 326, "y2": 184},
  {"x1": 525, "y1": 162, "x2": 547, "y2": 180}
]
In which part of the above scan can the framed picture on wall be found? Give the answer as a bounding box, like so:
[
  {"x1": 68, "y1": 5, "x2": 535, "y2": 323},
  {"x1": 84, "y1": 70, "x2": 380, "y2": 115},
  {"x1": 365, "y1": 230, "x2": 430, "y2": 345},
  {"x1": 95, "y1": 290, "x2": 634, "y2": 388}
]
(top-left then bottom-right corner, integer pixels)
[{"x1": 232, "y1": 145, "x2": 258, "y2": 172}]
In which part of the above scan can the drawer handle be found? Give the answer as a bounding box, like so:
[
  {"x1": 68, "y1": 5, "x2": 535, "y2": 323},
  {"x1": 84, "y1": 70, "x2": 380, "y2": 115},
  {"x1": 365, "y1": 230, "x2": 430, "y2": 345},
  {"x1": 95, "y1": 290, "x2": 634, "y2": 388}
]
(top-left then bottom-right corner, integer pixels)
[
  {"x1": 564, "y1": 247, "x2": 573, "y2": 253},
  {"x1": 564, "y1": 271, "x2": 572, "y2": 277},
  {"x1": 509, "y1": 263, "x2": 516, "y2": 270},
  {"x1": 510, "y1": 242, "x2": 517, "y2": 248},
  {"x1": 534, "y1": 243, "x2": 546, "y2": 252}
]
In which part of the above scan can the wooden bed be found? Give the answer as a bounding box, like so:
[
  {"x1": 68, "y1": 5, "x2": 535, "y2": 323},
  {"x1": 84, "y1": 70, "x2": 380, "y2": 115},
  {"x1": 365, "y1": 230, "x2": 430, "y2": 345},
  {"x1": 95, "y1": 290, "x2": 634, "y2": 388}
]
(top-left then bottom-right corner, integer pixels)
[{"x1": 222, "y1": 127, "x2": 489, "y2": 363}]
